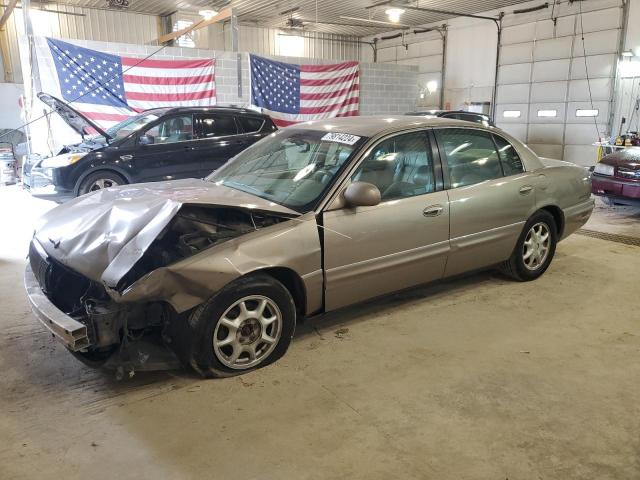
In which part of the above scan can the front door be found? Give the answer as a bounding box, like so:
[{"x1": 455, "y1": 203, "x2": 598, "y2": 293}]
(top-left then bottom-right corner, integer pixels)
[
  {"x1": 133, "y1": 114, "x2": 201, "y2": 182},
  {"x1": 434, "y1": 127, "x2": 537, "y2": 277},
  {"x1": 323, "y1": 130, "x2": 450, "y2": 311}
]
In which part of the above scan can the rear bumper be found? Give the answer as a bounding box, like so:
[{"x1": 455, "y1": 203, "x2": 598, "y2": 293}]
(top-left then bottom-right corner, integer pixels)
[
  {"x1": 592, "y1": 174, "x2": 640, "y2": 200},
  {"x1": 24, "y1": 264, "x2": 91, "y2": 351},
  {"x1": 562, "y1": 198, "x2": 595, "y2": 239}
]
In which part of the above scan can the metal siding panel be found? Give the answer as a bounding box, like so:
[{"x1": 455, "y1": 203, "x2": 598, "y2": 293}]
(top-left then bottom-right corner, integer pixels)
[
  {"x1": 495, "y1": 103, "x2": 529, "y2": 123},
  {"x1": 529, "y1": 103, "x2": 566, "y2": 124},
  {"x1": 528, "y1": 144, "x2": 564, "y2": 159},
  {"x1": 495, "y1": 123, "x2": 527, "y2": 141},
  {"x1": 568, "y1": 78, "x2": 613, "y2": 102},
  {"x1": 530, "y1": 81, "x2": 568, "y2": 103},
  {"x1": 533, "y1": 37, "x2": 573, "y2": 62},
  {"x1": 532, "y1": 59, "x2": 570, "y2": 82},
  {"x1": 570, "y1": 54, "x2": 616, "y2": 79},
  {"x1": 528, "y1": 124, "x2": 564, "y2": 144},
  {"x1": 566, "y1": 101, "x2": 610, "y2": 124},
  {"x1": 498, "y1": 63, "x2": 531, "y2": 84},
  {"x1": 572, "y1": 29, "x2": 620, "y2": 57},
  {"x1": 563, "y1": 145, "x2": 597, "y2": 167},
  {"x1": 500, "y1": 43, "x2": 533, "y2": 65},
  {"x1": 501, "y1": 23, "x2": 536, "y2": 45},
  {"x1": 565, "y1": 124, "x2": 609, "y2": 144},
  {"x1": 497, "y1": 83, "x2": 530, "y2": 104}
]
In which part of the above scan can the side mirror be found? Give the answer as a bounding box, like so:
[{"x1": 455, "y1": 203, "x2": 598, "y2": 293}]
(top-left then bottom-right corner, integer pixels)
[
  {"x1": 343, "y1": 182, "x2": 381, "y2": 208},
  {"x1": 138, "y1": 134, "x2": 154, "y2": 146}
]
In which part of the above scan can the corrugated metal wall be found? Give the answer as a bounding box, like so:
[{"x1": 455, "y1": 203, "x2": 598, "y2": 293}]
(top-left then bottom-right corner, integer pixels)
[
  {"x1": 1, "y1": 7, "x2": 361, "y2": 84},
  {"x1": 2, "y1": 6, "x2": 159, "y2": 82}
]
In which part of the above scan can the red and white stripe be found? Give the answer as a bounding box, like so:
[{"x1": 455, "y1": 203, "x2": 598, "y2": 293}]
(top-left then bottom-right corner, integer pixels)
[
  {"x1": 73, "y1": 57, "x2": 216, "y2": 128},
  {"x1": 261, "y1": 61, "x2": 359, "y2": 128}
]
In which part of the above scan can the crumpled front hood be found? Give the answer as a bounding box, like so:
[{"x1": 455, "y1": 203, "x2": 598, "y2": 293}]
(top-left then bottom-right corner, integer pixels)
[{"x1": 34, "y1": 178, "x2": 298, "y2": 287}]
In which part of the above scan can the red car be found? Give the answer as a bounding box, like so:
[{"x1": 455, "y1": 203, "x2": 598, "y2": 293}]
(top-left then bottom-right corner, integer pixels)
[{"x1": 592, "y1": 149, "x2": 640, "y2": 206}]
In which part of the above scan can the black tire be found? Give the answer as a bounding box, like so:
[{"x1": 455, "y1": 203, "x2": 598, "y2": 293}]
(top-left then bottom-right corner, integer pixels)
[
  {"x1": 185, "y1": 273, "x2": 296, "y2": 378},
  {"x1": 77, "y1": 171, "x2": 127, "y2": 196},
  {"x1": 500, "y1": 210, "x2": 558, "y2": 282}
]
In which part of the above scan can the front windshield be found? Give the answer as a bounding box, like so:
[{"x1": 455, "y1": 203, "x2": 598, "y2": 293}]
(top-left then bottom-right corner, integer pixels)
[
  {"x1": 207, "y1": 129, "x2": 366, "y2": 213},
  {"x1": 104, "y1": 111, "x2": 168, "y2": 139}
]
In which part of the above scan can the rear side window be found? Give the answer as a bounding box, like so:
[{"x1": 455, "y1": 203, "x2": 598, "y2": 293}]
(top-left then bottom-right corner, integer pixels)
[
  {"x1": 436, "y1": 128, "x2": 503, "y2": 188},
  {"x1": 194, "y1": 115, "x2": 238, "y2": 138},
  {"x1": 493, "y1": 134, "x2": 524, "y2": 176},
  {"x1": 239, "y1": 116, "x2": 265, "y2": 133}
]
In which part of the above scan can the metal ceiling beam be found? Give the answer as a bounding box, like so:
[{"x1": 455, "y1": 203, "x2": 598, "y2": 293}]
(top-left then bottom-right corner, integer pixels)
[{"x1": 157, "y1": 6, "x2": 232, "y2": 44}]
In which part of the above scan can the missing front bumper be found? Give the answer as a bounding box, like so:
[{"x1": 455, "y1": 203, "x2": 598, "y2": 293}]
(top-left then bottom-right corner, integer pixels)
[{"x1": 24, "y1": 264, "x2": 91, "y2": 351}]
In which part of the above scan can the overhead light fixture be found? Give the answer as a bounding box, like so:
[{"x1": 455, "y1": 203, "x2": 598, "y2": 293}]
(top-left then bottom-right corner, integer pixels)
[
  {"x1": 199, "y1": 9, "x2": 218, "y2": 20},
  {"x1": 426, "y1": 80, "x2": 438, "y2": 94},
  {"x1": 385, "y1": 8, "x2": 405, "y2": 23},
  {"x1": 622, "y1": 50, "x2": 635, "y2": 58}
]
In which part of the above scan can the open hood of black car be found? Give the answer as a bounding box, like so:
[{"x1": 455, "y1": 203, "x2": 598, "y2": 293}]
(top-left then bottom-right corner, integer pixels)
[{"x1": 37, "y1": 92, "x2": 112, "y2": 140}]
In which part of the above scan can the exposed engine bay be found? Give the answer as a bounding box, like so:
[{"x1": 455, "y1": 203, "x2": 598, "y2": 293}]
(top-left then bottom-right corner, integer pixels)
[
  {"x1": 30, "y1": 205, "x2": 290, "y2": 372},
  {"x1": 117, "y1": 205, "x2": 289, "y2": 290}
]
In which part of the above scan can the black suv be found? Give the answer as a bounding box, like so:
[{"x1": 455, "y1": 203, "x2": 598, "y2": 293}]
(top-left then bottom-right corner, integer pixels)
[
  {"x1": 405, "y1": 110, "x2": 494, "y2": 127},
  {"x1": 24, "y1": 94, "x2": 276, "y2": 202}
]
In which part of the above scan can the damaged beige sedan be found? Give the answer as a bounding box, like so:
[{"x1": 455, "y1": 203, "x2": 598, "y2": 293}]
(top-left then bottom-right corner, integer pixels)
[{"x1": 25, "y1": 116, "x2": 594, "y2": 377}]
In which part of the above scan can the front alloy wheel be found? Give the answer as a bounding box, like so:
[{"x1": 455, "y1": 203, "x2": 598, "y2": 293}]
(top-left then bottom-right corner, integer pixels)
[
  {"x1": 185, "y1": 273, "x2": 296, "y2": 378},
  {"x1": 213, "y1": 295, "x2": 283, "y2": 370}
]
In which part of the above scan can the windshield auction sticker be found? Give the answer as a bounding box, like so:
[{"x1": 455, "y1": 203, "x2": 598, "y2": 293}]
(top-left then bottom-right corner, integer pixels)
[{"x1": 321, "y1": 132, "x2": 361, "y2": 145}]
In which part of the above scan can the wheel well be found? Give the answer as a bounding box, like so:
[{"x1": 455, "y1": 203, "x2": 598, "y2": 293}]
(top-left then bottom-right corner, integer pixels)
[
  {"x1": 540, "y1": 205, "x2": 564, "y2": 237},
  {"x1": 74, "y1": 169, "x2": 129, "y2": 195},
  {"x1": 260, "y1": 267, "x2": 307, "y2": 316}
]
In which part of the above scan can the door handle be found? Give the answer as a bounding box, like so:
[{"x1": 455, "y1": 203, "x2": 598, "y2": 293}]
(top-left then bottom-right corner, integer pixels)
[
  {"x1": 519, "y1": 185, "x2": 534, "y2": 195},
  {"x1": 423, "y1": 205, "x2": 444, "y2": 217}
]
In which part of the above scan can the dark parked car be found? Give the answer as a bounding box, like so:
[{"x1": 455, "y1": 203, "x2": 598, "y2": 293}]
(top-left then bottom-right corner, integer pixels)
[
  {"x1": 406, "y1": 110, "x2": 494, "y2": 127},
  {"x1": 591, "y1": 148, "x2": 640, "y2": 206},
  {"x1": 24, "y1": 93, "x2": 277, "y2": 202}
]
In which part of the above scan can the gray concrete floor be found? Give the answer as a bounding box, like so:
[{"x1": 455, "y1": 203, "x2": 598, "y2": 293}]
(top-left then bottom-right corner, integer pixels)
[{"x1": 1, "y1": 185, "x2": 639, "y2": 480}]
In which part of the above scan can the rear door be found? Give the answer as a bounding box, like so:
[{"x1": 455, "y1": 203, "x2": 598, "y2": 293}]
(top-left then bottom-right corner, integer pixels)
[
  {"x1": 133, "y1": 114, "x2": 201, "y2": 182},
  {"x1": 193, "y1": 113, "x2": 248, "y2": 176},
  {"x1": 434, "y1": 127, "x2": 536, "y2": 277}
]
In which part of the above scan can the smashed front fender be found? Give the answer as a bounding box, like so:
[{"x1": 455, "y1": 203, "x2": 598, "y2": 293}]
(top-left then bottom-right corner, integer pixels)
[{"x1": 108, "y1": 212, "x2": 323, "y2": 314}]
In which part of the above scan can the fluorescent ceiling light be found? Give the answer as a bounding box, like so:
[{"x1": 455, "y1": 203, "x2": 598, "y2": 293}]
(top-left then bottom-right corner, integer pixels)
[
  {"x1": 385, "y1": 8, "x2": 405, "y2": 23},
  {"x1": 199, "y1": 9, "x2": 218, "y2": 20},
  {"x1": 537, "y1": 109, "x2": 557, "y2": 117},
  {"x1": 576, "y1": 109, "x2": 599, "y2": 117},
  {"x1": 503, "y1": 110, "x2": 521, "y2": 118},
  {"x1": 622, "y1": 50, "x2": 634, "y2": 57}
]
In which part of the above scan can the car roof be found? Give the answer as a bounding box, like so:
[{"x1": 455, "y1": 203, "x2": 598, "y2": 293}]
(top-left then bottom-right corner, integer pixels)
[
  {"x1": 144, "y1": 106, "x2": 270, "y2": 118},
  {"x1": 290, "y1": 115, "x2": 489, "y2": 137}
]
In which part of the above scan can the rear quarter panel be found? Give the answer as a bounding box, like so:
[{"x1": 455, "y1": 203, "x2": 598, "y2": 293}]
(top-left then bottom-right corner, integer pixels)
[{"x1": 534, "y1": 159, "x2": 593, "y2": 239}]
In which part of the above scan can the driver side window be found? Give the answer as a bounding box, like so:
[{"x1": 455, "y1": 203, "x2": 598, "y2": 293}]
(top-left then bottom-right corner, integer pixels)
[
  {"x1": 143, "y1": 115, "x2": 193, "y2": 145},
  {"x1": 351, "y1": 131, "x2": 435, "y2": 201}
]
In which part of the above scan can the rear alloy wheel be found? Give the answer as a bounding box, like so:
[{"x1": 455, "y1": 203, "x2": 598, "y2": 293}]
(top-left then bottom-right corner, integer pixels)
[
  {"x1": 186, "y1": 273, "x2": 296, "y2": 378},
  {"x1": 501, "y1": 210, "x2": 558, "y2": 281},
  {"x1": 78, "y1": 171, "x2": 126, "y2": 196},
  {"x1": 522, "y1": 222, "x2": 551, "y2": 271}
]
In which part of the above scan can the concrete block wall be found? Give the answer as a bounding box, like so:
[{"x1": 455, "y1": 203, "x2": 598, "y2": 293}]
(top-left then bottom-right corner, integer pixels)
[{"x1": 360, "y1": 63, "x2": 420, "y2": 115}]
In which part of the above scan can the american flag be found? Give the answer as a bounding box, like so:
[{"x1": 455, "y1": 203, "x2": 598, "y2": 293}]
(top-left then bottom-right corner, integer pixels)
[
  {"x1": 250, "y1": 55, "x2": 359, "y2": 127},
  {"x1": 45, "y1": 38, "x2": 216, "y2": 127}
]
